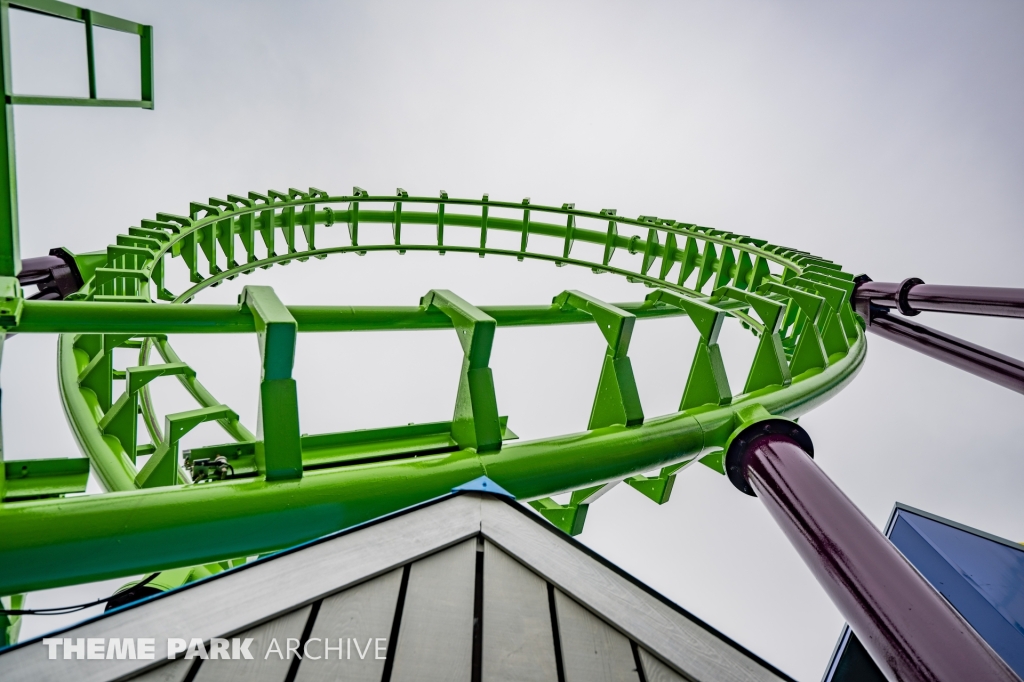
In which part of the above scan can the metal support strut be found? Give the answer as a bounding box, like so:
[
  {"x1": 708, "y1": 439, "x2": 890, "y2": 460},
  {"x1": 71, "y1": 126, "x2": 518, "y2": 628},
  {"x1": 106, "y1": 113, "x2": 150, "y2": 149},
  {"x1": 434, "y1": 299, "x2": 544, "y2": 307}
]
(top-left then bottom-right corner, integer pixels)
[
  {"x1": 854, "y1": 276, "x2": 1024, "y2": 394},
  {"x1": 725, "y1": 421, "x2": 1020, "y2": 682}
]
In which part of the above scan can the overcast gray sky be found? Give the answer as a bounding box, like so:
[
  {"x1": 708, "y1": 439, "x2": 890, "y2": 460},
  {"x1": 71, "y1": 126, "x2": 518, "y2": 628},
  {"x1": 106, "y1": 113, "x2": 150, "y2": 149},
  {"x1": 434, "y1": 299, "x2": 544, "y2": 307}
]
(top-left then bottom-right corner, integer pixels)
[{"x1": 4, "y1": 1, "x2": 1024, "y2": 679}]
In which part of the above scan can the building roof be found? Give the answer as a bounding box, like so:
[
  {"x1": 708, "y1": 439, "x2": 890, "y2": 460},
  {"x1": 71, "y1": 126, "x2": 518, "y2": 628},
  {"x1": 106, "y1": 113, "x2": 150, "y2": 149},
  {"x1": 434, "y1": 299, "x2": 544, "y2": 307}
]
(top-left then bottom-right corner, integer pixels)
[
  {"x1": 0, "y1": 488, "x2": 794, "y2": 682},
  {"x1": 824, "y1": 503, "x2": 1024, "y2": 680}
]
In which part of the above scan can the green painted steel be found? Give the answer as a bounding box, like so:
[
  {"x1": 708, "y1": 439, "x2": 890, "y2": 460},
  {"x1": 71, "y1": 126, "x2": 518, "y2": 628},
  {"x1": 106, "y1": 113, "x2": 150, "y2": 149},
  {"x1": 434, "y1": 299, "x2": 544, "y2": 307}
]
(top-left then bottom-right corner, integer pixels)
[
  {"x1": 0, "y1": 0, "x2": 153, "y2": 276},
  {"x1": 0, "y1": 186, "x2": 865, "y2": 595},
  {"x1": 0, "y1": 2, "x2": 868, "y2": 615}
]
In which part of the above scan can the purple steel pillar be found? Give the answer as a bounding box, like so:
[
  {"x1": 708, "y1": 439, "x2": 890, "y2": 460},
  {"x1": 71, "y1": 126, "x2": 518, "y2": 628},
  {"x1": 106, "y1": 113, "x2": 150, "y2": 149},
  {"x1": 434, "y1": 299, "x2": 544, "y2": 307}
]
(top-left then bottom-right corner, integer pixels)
[{"x1": 727, "y1": 422, "x2": 1020, "y2": 682}]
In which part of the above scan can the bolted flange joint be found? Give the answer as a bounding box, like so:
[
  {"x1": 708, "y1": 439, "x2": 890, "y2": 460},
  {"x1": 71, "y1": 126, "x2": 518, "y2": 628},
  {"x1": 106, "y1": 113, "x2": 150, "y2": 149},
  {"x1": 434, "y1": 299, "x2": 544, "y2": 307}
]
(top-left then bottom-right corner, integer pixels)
[
  {"x1": 724, "y1": 418, "x2": 814, "y2": 496},
  {"x1": 896, "y1": 277, "x2": 924, "y2": 316}
]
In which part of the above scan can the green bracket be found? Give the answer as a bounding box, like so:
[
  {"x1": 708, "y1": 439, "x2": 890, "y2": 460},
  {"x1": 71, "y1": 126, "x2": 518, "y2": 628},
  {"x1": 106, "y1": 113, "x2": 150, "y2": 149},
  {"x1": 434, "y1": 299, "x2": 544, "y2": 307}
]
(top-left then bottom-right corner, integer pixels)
[
  {"x1": 528, "y1": 482, "x2": 616, "y2": 536},
  {"x1": 421, "y1": 289, "x2": 502, "y2": 453},
  {"x1": 436, "y1": 190, "x2": 447, "y2": 254},
  {"x1": 647, "y1": 289, "x2": 732, "y2": 411},
  {"x1": 790, "y1": 276, "x2": 852, "y2": 357},
  {"x1": 600, "y1": 208, "x2": 617, "y2": 268},
  {"x1": 760, "y1": 281, "x2": 829, "y2": 376},
  {"x1": 3, "y1": 457, "x2": 89, "y2": 500},
  {"x1": 240, "y1": 285, "x2": 303, "y2": 480},
  {"x1": 1, "y1": 594, "x2": 23, "y2": 647},
  {"x1": 625, "y1": 462, "x2": 687, "y2": 505},
  {"x1": 478, "y1": 194, "x2": 489, "y2": 255},
  {"x1": 640, "y1": 221, "x2": 659, "y2": 276},
  {"x1": 734, "y1": 251, "x2": 753, "y2": 289},
  {"x1": 554, "y1": 290, "x2": 643, "y2": 429},
  {"x1": 99, "y1": 362, "x2": 194, "y2": 462},
  {"x1": 75, "y1": 333, "x2": 133, "y2": 412},
  {"x1": 518, "y1": 197, "x2": 531, "y2": 261},
  {"x1": 696, "y1": 242, "x2": 719, "y2": 291},
  {"x1": 136, "y1": 404, "x2": 237, "y2": 488},
  {"x1": 0, "y1": 276, "x2": 21, "y2": 327},
  {"x1": 801, "y1": 268, "x2": 859, "y2": 340},
  {"x1": 0, "y1": 330, "x2": 4, "y2": 502},
  {"x1": 677, "y1": 235, "x2": 700, "y2": 286},
  {"x1": 393, "y1": 188, "x2": 408, "y2": 252},
  {"x1": 659, "y1": 232, "x2": 678, "y2": 280},
  {"x1": 559, "y1": 202, "x2": 575, "y2": 264},
  {"x1": 713, "y1": 285, "x2": 792, "y2": 393}
]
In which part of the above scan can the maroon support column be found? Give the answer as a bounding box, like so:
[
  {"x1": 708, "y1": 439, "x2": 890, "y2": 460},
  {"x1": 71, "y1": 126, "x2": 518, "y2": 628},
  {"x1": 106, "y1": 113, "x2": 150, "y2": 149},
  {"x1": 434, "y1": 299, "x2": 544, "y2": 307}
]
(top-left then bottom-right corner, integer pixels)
[{"x1": 727, "y1": 422, "x2": 1020, "y2": 682}]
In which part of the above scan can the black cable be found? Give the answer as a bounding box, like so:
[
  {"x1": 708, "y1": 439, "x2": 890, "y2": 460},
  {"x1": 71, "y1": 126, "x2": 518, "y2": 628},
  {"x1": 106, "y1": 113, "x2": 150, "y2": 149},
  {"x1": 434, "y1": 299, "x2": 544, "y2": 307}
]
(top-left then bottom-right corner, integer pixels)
[{"x1": 0, "y1": 573, "x2": 160, "y2": 616}]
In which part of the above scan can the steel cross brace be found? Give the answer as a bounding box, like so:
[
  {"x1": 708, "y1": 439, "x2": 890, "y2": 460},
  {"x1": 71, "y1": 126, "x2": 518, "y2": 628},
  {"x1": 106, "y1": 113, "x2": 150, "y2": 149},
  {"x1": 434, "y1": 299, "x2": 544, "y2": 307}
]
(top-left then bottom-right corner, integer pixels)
[
  {"x1": 759, "y1": 281, "x2": 829, "y2": 377},
  {"x1": 711, "y1": 285, "x2": 792, "y2": 393},
  {"x1": 618, "y1": 288, "x2": 739, "y2": 504},
  {"x1": 421, "y1": 289, "x2": 502, "y2": 453},
  {"x1": 99, "y1": 362, "x2": 195, "y2": 463},
  {"x1": 136, "y1": 404, "x2": 238, "y2": 488},
  {"x1": 528, "y1": 291, "x2": 647, "y2": 533},
  {"x1": 553, "y1": 290, "x2": 644, "y2": 430}
]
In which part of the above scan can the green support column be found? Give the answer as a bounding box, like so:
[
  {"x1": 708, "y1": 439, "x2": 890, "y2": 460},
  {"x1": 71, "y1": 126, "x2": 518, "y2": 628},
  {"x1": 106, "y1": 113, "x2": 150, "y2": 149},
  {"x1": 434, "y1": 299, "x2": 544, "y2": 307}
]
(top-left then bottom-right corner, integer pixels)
[
  {"x1": 0, "y1": 1, "x2": 19, "y2": 277},
  {"x1": 421, "y1": 289, "x2": 502, "y2": 453},
  {"x1": 0, "y1": 329, "x2": 5, "y2": 501},
  {"x1": 0, "y1": 275, "x2": 16, "y2": 501},
  {"x1": 240, "y1": 285, "x2": 303, "y2": 480},
  {"x1": 1, "y1": 594, "x2": 22, "y2": 647}
]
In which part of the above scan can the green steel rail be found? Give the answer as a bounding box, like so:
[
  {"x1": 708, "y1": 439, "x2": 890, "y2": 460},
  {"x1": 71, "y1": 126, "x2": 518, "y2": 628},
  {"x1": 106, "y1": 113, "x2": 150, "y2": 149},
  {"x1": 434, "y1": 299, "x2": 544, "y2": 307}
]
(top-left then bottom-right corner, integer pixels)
[
  {"x1": 0, "y1": 187, "x2": 866, "y2": 597},
  {"x1": 0, "y1": 0, "x2": 870, "y2": 652}
]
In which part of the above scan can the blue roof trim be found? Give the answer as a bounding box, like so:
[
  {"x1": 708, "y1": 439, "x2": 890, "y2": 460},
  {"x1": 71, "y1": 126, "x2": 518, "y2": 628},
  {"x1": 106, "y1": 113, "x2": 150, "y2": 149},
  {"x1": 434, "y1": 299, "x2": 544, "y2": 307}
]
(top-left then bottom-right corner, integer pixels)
[
  {"x1": 890, "y1": 509, "x2": 1024, "y2": 676},
  {"x1": 452, "y1": 475, "x2": 515, "y2": 499}
]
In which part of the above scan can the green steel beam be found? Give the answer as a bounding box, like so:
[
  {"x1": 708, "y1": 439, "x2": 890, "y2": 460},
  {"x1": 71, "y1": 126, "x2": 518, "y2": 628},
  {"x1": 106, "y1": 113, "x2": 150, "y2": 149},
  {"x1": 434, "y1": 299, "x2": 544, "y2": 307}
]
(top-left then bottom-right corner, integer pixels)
[
  {"x1": 0, "y1": 326, "x2": 864, "y2": 595},
  {"x1": 0, "y1": 184, "x2": 864, "y2": 601},
  {"x1": 0, "y1": 0, "x2": 872, "y2": 617},
  {"x1": 0, "y1": 1, "x2": 18, "y2": 276},
  {"x1": 0, "y1": 0, "x2": 153, "y2": 276},
  {"x1": 11, "y1": 299, "x2": 693, "y2": 334}
]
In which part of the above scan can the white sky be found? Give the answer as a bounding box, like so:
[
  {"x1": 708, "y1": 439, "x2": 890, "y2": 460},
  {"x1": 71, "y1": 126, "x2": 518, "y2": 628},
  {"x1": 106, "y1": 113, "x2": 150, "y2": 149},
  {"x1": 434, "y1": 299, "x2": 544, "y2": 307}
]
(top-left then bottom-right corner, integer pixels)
[{"x1": 3, "y1": 2, "x2": 1024, "y2": 679}]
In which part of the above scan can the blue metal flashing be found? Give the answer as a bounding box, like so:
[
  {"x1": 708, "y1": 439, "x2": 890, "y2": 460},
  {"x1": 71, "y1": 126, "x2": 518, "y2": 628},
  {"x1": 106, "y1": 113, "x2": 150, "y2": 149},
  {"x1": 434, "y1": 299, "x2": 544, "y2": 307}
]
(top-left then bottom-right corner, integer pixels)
[
  {"x1": 824, "y1": 504, "x2": 1024, "y2": 680},
  {"x1": 451, "y1": 475, "x2": 516, "y2": 499}
]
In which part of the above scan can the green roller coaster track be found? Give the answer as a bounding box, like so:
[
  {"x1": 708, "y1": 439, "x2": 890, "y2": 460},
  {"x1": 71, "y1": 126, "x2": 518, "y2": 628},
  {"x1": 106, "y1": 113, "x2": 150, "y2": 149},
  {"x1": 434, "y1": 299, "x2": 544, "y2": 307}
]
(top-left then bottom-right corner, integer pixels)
[
  {"x1": 0, "y1": 0, "x2": 866, "y2": 646},
  {"x1": 0, "y1": 186, "x2": 866, "y2": 595}
]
